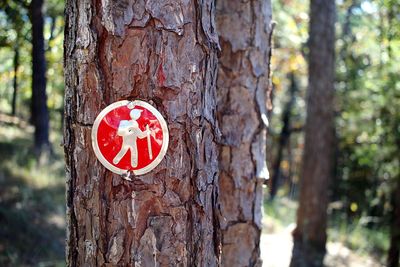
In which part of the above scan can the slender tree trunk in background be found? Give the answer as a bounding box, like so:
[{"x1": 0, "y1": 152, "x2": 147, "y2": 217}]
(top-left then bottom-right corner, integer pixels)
[
  {"x1": 30, "y1": 0, "x2": 50, "y2": 153},
  {"x1": 270, "y1": 73, "x2": 297, "y2": 200},
  {"x1": 64, "y1": 0, "x2": 220, "y2": 266},
  {"x1": 388, "y1": 129, "x2": 400, "y2": 267},
  {"x1": 290, "y1": 1, "x2": 336, "y2": 267},
  {"x1": 216, "y1": 1, "x2": 272, "y2": 265},
  {"x1": 11, "y1": 44, "x2": 19, "y2": 116},
  {"x1": 48, "y1": 16, "x2": 56, "y2": 47},
  {"x1": 388, "y1": 179, "x2": 400, "y2": 267}
]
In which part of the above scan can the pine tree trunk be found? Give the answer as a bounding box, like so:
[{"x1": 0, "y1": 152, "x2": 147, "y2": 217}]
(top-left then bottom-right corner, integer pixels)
[
  {"x1": 64, "y1": 0, "x2": 220, "y2": 266},
  {"x1": 215, "y1": 0, "x2": 272, "y2": 266},
  {"x1": 290, "y1": 1, "x2": 336, "y2": 267},
  {"x1": 30, "y1": 0, "x2": 50, "y2": 152}
]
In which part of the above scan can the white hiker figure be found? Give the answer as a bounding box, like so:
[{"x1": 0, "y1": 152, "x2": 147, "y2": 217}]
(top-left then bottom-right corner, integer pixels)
[{"x1": 113, "y1": 109, "x2": 152, "y2": 168}]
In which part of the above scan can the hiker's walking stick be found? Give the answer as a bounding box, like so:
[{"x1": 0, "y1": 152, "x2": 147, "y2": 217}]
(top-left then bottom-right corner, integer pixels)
[{"x1": 146, "y1": 124, "x2": 153, "y2": 159}]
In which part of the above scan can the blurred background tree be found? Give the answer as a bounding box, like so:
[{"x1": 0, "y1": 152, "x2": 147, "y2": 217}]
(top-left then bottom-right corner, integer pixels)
[
  {"x1": 267, "y1": 0, "x2": 400, "y2": 266},
  {"x1": 290, "y1": 1, "x2": 336, "y2": 267},
  {"x1": 0, "y1": 0, "x2": 64, "y2": 130}
]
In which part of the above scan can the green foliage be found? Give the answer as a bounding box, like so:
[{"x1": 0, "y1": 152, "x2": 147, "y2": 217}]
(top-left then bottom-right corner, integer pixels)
[
  {"x1": 268, "y1": 0, "x2": 309, "y2": 187},
  {"x1": 335, "y1": 0, "x2": 400, "y2": 225},
  {"x1": 328, "y1": 215, "x2": 390, "y2": 262},
  {"x1": 0, "y1": 0, "x2": 64, "y2": 124}
]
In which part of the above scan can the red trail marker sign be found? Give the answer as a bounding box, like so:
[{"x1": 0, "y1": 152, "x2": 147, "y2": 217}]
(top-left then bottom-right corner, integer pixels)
[{"x1": 91, "y1": 100, "x2": 169, "y2": 177}]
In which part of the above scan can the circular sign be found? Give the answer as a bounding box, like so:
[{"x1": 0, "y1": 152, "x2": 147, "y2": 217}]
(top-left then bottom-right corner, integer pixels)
[{"x1": 91, "y1": 100, "x2": 169, "y2": 176}]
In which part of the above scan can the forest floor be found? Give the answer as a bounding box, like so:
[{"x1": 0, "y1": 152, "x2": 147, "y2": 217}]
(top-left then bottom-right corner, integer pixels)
[
  {"x1": 260, "y1": 222, "x2": 384, "y2": 267},
  {"x1": 0, "y1": 120, "x2": 388, "y2": 266},
  {"x1": 261, "y1": 197, "x2": 386, "y2": 267},
  {"x1": 0, "y1": 119, "x2": 65, "y2": 266}
]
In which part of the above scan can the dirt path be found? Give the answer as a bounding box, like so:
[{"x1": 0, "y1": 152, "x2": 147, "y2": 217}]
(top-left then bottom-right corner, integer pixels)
[{"x1": 260, "y1": 223, "x2": 384, "y2": 267}]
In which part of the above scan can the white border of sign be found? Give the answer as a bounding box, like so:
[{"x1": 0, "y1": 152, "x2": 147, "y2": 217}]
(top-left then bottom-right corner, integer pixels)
[{"x1": 91, "y1": 100, "x2": 169, "y2": 177}]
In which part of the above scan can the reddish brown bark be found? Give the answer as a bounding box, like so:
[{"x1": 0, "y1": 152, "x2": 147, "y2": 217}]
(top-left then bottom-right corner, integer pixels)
[
  {"x1": 64, "y1": 0, "x2": 221, "y2": 265},
  {"x1": 290, "y1": 1, "x2": 336, "y2": 267},
  {"x1": 215, "y1": 0, "x2": 273, "y2": 266}
]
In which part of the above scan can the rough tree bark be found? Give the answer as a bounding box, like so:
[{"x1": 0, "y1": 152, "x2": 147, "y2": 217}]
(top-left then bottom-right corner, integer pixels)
[
  {"x1": 215, "y1": 0, "x2": 272, "y2": 266},
  {"x1": 289, "y1": 1, "x2": 336, "y2": 267},
  {"x1": 64, "y1": 0, "x2": 221, "y2": 266},
  {"x1": 30, "y1": 0, "x2": 50, "y2": 152}
]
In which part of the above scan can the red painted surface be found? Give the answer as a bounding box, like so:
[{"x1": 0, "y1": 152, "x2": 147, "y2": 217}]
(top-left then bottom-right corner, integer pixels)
[
  {"x1": 96, "y1": 105, "x2": 164, "y2": 171},
  {"x1": 157, "y1": 63, "x2": 166, "y2": 86}
]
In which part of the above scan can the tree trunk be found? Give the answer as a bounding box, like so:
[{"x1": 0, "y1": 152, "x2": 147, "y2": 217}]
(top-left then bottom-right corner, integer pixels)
[
  {"x1": 388, "y1": 127, "x2": 400, "y2": 267},
  {"x1": 290, "y1": 1, "x2": 336, "y2": 267},
  {"x1": 215, "y1": 0, "x2": 272, "y2": 265},
  {"x1": 11, "y1": 44, "x2": 19, "y2": 116},
  {"x1": 388, "y1": 179, "x2": 400, "y2": 267},
  {"x1": 30, "y1": 0, "x2": 50, "y2": 152},
  {"x1": 64, "y1": 0, "x2": 220, "y2": 266},
  {"x1": 270, "y1": 73, "x2": 298, "y2": 200}
]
